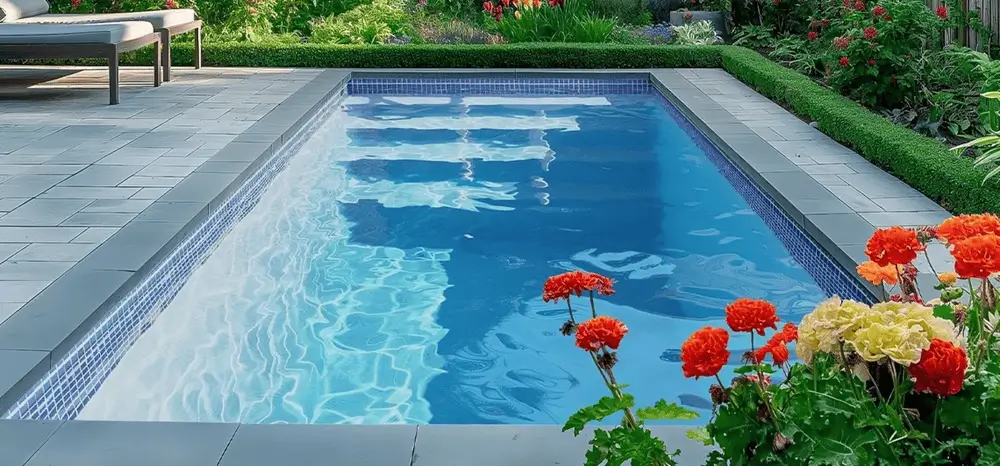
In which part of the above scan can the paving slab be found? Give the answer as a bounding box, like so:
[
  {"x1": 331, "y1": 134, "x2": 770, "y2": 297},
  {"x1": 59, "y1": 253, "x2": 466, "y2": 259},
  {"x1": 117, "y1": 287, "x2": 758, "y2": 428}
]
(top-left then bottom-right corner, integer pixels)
[
  {"x1": 219, "y1": 424, "x2": 416, "y2": 466},
  {"x1": 0, "y1": 419, "x2": 62, "y2": 466},
  {"x1": 25, "y1": 421, "x2": 238, "y2": 466}
]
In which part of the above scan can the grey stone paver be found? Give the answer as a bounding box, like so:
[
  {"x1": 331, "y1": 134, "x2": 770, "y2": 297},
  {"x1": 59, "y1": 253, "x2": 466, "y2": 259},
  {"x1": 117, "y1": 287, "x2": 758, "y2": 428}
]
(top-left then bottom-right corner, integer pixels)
[
  {"x1": 0, "y1": 66, "x2": 321, "y2": 310},
  {"x1": 25, "y1": 421, "x2": 238, "y2": 466},
  {"x1": 219, "y1": 424, "x2": 416, "y2": 466},
  {"x1": 0, "y1": 420, "x2": 61, "y2": 465},
  {"x1": 666, "y1": 69, "x2": 954, "y2": 276}
]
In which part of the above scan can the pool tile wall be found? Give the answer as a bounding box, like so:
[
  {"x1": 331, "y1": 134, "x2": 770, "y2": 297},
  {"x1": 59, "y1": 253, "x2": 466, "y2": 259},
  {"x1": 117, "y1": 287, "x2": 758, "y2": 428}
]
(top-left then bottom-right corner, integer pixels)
[{"x1": 3, "y1": 75, "x2": 870, "y2": 422}]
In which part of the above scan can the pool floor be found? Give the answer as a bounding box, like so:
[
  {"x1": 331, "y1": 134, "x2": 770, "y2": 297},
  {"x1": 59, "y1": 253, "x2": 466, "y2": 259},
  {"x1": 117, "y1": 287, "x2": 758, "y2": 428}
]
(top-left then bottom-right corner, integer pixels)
[{"x1": 77, "y1": 92, "x2": 830, "y2": 424}]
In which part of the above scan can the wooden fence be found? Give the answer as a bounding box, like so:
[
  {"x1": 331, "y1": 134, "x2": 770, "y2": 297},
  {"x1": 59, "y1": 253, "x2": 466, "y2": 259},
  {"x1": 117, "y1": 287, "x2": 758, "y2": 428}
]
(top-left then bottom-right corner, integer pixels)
[{"x1": 926, "y1": 0, "x2": 1000, "y2": 51}]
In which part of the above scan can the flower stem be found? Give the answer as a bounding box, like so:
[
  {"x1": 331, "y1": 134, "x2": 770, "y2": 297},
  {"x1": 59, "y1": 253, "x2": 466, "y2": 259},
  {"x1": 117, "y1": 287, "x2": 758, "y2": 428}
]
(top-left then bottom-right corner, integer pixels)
[
  {"x1": 604, "y1": 363, "x2": 639, "y2": 430},
  {"x1": 566, "y1": 299, "x2": 576, "y2": 324},
  {"x1": 932, "y1": 397, "x2": 941, "y2": 443},
  {"x1": 588, "y1": 291, "x2": 597, "y2": 319}
]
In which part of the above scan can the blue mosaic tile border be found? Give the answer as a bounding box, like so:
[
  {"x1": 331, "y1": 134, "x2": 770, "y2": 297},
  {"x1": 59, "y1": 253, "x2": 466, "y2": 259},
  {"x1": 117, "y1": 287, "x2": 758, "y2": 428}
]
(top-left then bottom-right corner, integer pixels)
[
  {"x1": 651, "y1": 91, "x2": 874, "y2": 305},
  {"x1": 2, "y1": 76, "x2": 869, "y2": 422},
  {"x1": 1, "y1": 86, "x2": 349, "y2": 422},
  {"x1": 348, "y1": 77, "x2": 651, "y2": 96}
]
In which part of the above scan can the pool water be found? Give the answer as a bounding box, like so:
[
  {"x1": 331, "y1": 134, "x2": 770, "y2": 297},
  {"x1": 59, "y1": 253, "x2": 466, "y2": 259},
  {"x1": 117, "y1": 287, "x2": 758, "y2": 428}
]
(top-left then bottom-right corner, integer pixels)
[{"x1": 78, "y1": 91, "x2": 840, "y2": 425}]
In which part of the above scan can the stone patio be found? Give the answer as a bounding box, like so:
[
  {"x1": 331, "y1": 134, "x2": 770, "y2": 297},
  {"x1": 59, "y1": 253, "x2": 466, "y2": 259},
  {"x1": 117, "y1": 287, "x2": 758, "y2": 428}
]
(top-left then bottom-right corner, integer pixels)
[{"x1": 0, "y1": 66, "x2": 321, "y2": 324}]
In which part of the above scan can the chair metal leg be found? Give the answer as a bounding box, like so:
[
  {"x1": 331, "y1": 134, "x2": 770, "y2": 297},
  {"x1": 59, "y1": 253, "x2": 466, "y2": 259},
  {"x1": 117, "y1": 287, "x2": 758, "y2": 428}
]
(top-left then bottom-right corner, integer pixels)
[
  {"x1": 160, "y1": 31, "x2": 171, "y2": 82},
  {"x1": 108, "y1": 51, "x2": 120, "y2": 105},
  {"x1": 153, "y1": 40, "x2": 162, "y2": 87},
  {"x1": 194, "y1": 26, "x2": 202, "y2": 69}
]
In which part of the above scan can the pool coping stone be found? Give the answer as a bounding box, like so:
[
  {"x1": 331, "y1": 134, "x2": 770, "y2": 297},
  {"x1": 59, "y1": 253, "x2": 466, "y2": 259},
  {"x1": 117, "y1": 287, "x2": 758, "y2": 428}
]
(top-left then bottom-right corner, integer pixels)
[{"x1": 0, "y1": 67, "x2": 955, "y2": 465}]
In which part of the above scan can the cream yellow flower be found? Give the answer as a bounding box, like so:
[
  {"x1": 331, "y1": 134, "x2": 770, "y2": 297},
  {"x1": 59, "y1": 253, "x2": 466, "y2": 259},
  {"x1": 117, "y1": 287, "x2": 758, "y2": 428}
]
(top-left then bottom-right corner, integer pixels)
[
  {"x1": 842, "y1": 302, "x2": 961, "y2": 364},
  {"x1": 850, "y1": 321, "x2": 929, "y2": 365},
  {"x1": 796, "y1": 296, "x2": 870, "y2": 364}
]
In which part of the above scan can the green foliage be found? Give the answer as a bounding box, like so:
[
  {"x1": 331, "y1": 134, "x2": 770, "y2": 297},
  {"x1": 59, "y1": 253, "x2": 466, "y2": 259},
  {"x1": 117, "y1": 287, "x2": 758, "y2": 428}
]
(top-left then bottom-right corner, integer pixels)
[
  {"x1": 720, "y1": 46, "x2": 1000, "y2": 214},
  {"x1": 589, "y1": 0, "x2": 651, "y2": 26},
  {"x1": 731, "y1": 24, "x2": 776, "y2": 49},
  {"x1": 117, "y1": 42, "x2": 724, "y2": 68},
  {"x1": 563, "y1": 395, "x2": 636, "y2": 435},
  {"x1": 310, "y1": 0, "x2": 413, "y2": 44},
  {"x1": 564, "y1": 394, "x2": 695, "y2": 466},
  {"x1": 672, "y1": 20, "x2": 721, "y2": 45},
  {"x1": 484, "y1": 0, "x2": 618, "y2": 43},
  {"x1": 636, "y1": 400, "x2": 700, "y2": 421}
]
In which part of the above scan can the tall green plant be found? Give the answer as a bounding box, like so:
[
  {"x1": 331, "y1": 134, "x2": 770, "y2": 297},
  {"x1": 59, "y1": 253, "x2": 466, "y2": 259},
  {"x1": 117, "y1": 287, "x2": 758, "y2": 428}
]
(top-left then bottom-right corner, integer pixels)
[
  {"x1": 953, "y1": 91, "x2": 1000, "y2": 184},
  {"x1": 483, "y1": 0, "x2": 616, "y2": 43}
]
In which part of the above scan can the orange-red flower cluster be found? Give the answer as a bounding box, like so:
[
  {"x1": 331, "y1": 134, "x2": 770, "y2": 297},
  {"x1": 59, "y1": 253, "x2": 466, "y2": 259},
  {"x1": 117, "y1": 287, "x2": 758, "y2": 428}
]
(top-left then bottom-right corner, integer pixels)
[
  {"x1": 908, "y1": 339, "x2": 967, "y2": 397},
  {"x1": 542, "y1": 271, "x2": 614, "y2": 303},
  {"x1": 725, "y1": 298, "x2": 779, "y2": 336},
  {"x1": 856, "y1": 261, "x2": 899, "y2": 286},
  {"x1": 681, "y1": 327, "x2": 730, "y2": 379},
  {"x1": 937, "y1": 214, "x2": 1000, "y2": 245},
  {"x1": 753, "y1": 323, "x2": 797, "y2": 365},
  {"x1": 574, "y1": 316, "x2": 628, "y2": 351},
  {"x1": 951, "y1": 235, "x2": 1000, "y2": 279},
  {"x1": 865, "y1": 226, "x2": 925, "y2": 266}
]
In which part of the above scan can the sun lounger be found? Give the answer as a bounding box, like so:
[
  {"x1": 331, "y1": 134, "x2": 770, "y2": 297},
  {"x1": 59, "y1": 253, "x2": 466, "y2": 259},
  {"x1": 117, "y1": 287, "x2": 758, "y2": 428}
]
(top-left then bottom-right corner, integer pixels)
[
  {"x1": 0, "y1": 22, "x2": 161, "y2": 104},
  {"x1": 0, "y1": 0, "x2": 201, "y2": 81}
]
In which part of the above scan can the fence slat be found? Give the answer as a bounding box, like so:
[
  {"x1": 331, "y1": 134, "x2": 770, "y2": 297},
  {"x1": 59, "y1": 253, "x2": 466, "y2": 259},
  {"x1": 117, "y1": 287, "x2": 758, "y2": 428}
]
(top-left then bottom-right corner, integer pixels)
[{"x1": 925, "y1": 0, "x2": 998, "y2": 51}]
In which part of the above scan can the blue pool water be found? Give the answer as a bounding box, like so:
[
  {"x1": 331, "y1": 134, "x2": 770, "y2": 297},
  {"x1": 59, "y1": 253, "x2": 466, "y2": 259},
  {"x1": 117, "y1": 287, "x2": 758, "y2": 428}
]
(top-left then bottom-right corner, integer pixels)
[{"x1": 78, "y1": 88, "x2": 862, "y2": 425}]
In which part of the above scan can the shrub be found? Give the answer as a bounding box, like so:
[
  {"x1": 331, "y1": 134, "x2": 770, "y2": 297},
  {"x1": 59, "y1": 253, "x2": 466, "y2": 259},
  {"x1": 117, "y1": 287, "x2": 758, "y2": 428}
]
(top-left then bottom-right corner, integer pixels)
[
  {"x1": 818, "y1": 0, "x2": 945, "y2": 108},
  {"x1": 309, "y1": 0, "x2": 414, "y2": 44},
  {"x1": 721, "y1": 46, "x2": 1000, "y2": 214},
  {"x1": 482, "y1": 0, "x2": 618, "y2": 43},
  {"x1": 672, "y1": 20, "x2": 722, "y2": 45},
  {"x1": 414, "y1": 19, "x2": 504, "y2": 44},
  {"x1": 590, "y1": 0, "x2": 652, "y2": 26}
]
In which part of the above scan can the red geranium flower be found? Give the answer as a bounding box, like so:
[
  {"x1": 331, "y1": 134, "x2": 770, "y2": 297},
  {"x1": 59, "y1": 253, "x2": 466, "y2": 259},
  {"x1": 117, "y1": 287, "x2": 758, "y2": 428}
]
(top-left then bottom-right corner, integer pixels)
[
  {"x1": 725, "y1": 298, "x2": 779, "y2": 335},
  {"x1": 864, "y1": 26, "x2": 878, "y2": 40},
  {"x1": 769, "y1": 342, "x2": 790, "y2": 365},
  {"x1": 775, "y1": 322, "x2": 798, "y2": 343},
  {"x1": 483, "y1": 1, "x2": 493, "y2": 10},
  {"x1": 833, "y1": 36, "x2": 850, "y2": 49},
  {"x1": 575, "y1": 316, "x2": 628, "y2": 351},
  {"x1": 869, "y1": 58, "x2": 876, "y2": 66},
  {"x1": 807, "y1": 31, "x2": 818, "y2": 40},
  {"x1": 542, "y1": 271, "x2": 614, "y2": 303},
  {"x1": 840, "y1": 56, "x2": 849, "y2": 67},
  {"x1": 937, "y1": 214, "x2": 1000, "y2": 245},
  {"x1": 865, "y1": 226, "x2": 926, "y2": 266},
  {"x1": 909, "y1": 339, "x2": 967, "y2": 396},
  {"x1": 872, "y1": 4, "x2": 886, "y2": 17},
  {"x1": 951, "y1": 235, "x2": 1000, "y2": 279},
  {"x1": 936, "y1": 5, "x2": 947, "y2": 19},
  {"x1": 854, "y1": 0, "x2": 865, "y2": 11},
  {"x1": 821, "y1": 18, "x2": 829, "y2": 26},
  {"x1": 681, "y1": 327, "x2": 730, "y2": 379},
  {"x1": 70, "y1": 0, "x2": 81, "y2": 8},
  {"x1": 684, "y1": 11, "x2": 693, "y2": 20}
]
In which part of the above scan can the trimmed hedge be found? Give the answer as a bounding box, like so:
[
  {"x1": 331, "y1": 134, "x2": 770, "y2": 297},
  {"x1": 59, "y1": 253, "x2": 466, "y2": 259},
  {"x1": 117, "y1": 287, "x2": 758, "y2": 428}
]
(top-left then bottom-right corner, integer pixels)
[
  {"x1": 121, "y1": 43, "x2": 725, "y2": 69},
  {"x1": 719, "y1": 47, "x2": 1000, "y2": 214}
]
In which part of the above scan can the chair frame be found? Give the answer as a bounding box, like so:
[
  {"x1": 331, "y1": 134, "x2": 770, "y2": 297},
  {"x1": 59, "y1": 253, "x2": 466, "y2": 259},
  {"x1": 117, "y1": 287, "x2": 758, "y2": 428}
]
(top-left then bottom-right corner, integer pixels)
[
  {"x1": 158, "y1": 19, "x2": 202, "y2": 82},
  {"x1": 0, "y1": 32, "x2": 162, "y2": 105}
]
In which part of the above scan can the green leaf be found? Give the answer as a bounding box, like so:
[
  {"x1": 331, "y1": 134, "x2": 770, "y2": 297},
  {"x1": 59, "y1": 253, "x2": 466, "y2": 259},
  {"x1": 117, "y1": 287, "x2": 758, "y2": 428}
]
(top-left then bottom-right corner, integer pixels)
[
  {"x1": 978, "y1": 444, "x2": 1000, "y2": 466},
  {"x1": 810, "y1": 429, "x2": 878, "y2": 466},
  {"x1": 563, "y1": 395, "x2": 635, "y2": 436},
  {"x1": 933, "y1": 305, "x2": 955, "y2": 320},
  {"x1": 686, "y1": 427, "x2": 713, "y2": 446},
  {"x1": 637, "y1": 400, "x2": 700, "y2": 422}
]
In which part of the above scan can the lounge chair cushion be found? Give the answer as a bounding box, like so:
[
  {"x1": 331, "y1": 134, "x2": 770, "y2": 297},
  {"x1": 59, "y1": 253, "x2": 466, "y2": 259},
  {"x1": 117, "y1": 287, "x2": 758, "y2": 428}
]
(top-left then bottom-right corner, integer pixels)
[
  {"x1": 0, "y1": 0, "x2": 49, "y2": 22},
  {"x1": 16, "y1": 9, "x2": 196, "y2": 30},
  {"x1": 0, "y1": 21, "x2": 153, "y2": 44}
]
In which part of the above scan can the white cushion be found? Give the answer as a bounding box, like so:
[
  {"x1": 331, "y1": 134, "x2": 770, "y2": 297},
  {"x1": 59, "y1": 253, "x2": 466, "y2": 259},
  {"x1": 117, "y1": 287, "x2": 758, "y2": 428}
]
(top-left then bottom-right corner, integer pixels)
[
  {"x1": 0, "y1": 0, "x2": 49, "y2": 22},
  {"x1": 16, "y1": 9, "x2": 196, "y2": 30},
  {"x1": 0, "y1": 21, "x2": 153, "y2": 44}
]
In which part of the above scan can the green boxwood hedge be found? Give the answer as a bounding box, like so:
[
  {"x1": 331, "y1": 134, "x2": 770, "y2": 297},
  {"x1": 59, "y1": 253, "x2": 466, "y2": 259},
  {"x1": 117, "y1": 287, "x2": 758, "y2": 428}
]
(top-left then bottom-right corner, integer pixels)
[
  {"x1": 124, "y1": 43, "x2": 725, "y2": 69},
  {"x1": 81, "y1": 42, "x2": 1000, "y2": 214}
]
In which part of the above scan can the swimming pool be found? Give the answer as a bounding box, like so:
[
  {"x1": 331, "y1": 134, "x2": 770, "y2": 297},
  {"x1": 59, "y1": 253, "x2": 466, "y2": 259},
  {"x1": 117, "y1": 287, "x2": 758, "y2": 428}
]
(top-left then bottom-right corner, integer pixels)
[{"x1": 10, "y1": 77, "x2": 870, "y2": 425}]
